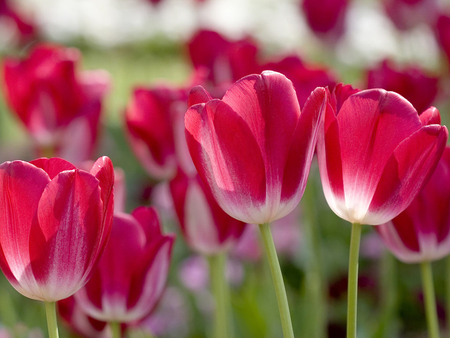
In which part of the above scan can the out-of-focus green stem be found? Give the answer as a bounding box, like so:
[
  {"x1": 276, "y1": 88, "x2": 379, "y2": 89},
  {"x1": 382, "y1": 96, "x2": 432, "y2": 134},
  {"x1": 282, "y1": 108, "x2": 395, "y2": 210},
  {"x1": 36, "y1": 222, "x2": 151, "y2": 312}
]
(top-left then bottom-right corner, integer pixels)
[
  {"x1": 259, "y1": 222, "x2": 295, "y2": 338},
  {"x1": 111, "y1": 321, "x2": 121, "y2": 338},
  {"x1": 302, "y1": 179, "x2": 327, "y2": 338},
  {"x1": 347, "y1": 222, "x2": 363, "y2": 338},
  {"x1": 373, "y1": 250, "x2": 398, "y2": 338},
  {"x1": 420, "y1": 261, "x2": 440, "y2": 338},
  {"x1": 45, "y1": 301, "x2": 59, "y2": 338},
  {"x1": 208, "y1": 252, "x2": 233, "y2": 338},
  {"x1": 446, "y1": 255, "x2": 450, "y2": 338}
]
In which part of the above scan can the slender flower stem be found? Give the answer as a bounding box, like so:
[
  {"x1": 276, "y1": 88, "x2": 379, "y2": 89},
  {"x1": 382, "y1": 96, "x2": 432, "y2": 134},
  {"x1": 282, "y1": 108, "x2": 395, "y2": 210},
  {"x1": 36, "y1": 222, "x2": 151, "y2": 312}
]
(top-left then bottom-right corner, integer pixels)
[
  {"x1": 259, "y1": 222, "x2": 295, "y2": 338},
  {"x1": 208, "y1": 252, "x2": 233, "y2": 338},
  {"x1": 44, "y1": 301, "x2": 59, "y2": 338},
  {"x1": 446, "y1": 255, "x2": 450, "y2": 338},
  {"x1": 347, "y1": 222, "x2": 363, "y2": 338},
  {"x1": 421, "y1": 261, "x2": 441, "y2": 338},
  {"x1": 111, "y1": 321, "x2": 121, "y2": 338}
]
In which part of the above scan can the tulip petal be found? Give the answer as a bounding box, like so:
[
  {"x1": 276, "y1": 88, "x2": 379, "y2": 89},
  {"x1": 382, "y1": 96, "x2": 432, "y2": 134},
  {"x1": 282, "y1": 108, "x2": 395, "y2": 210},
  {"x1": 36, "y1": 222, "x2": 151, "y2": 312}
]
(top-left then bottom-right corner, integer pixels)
[
  {"x1": 30, "y1": 157, "x2": 77, "y2": 179},
  {"x1": 367, "y1": 125, "x2": 448, "y2": 225},
  {"x1": 30, "y1": 169, "x2": 103, "y2": 301},
  {"x1": 0, "y1": 161, "x2": 50, "y2": 296},
  {"x1": 185, "y1": 101, "x2": 266, "y2": 223},
  {"x1": 337, "y1": 89, "x2": 422, "y2": 223}
]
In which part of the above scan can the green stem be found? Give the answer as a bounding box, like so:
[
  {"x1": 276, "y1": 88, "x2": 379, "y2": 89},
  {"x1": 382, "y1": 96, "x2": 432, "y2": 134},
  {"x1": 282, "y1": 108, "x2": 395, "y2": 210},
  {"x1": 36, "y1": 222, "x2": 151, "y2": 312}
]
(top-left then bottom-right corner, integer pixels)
[
  {"x1": 44, "y1": 301, "x2": 59, "y2": 338},
  {"x1": 208, "y1": 252, "x2": 233, "y2": 338},
  {"x1": 111, "y1": 321, "x2": 121, "y2": 338},
  {"x1": 447, "y1": 255, "x2": 450, "y2": 338},
  {"x1": 347, "y1": 223, "x2": 363, "y2": 338},
  {"x1": 259, "y1": 223, "x2": 295, "y2": 338},
  {"x1": 421, "y1": 261, "x2": 441, "y2": 338}
]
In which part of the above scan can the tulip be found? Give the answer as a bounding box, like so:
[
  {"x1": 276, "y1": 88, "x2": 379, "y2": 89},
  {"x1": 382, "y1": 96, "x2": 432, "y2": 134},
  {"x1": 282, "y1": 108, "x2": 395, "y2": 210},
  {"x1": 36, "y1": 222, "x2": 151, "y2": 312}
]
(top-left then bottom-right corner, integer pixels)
[
  {"x1": 260, "y1": 54, "x2": 336, "y2": 109},
  {"x1": 170, "y1": 168, "x2": 246, "y2": 255},
  {"x1": 2, "y1": 44, "x2": 110, "y2": 163},
  {"x1": 383, "y1": 0, "x2": 438, "y2": 31},
  {"x1": 0, "y1": 156, "x2": 114, "y2": 338},
  {"x1": 377, "y1": 147, "x2": 450, "y2": 263},
  {"x1": 435, "y1": 13, "x2": 450, "y2": 68},
  {"x1": 312, "y1": 84, "x2": 448, "y2": 337},
  {"x1": 186, "y1": 70, "x2": 323, "y2": 338},
  {"x1": 377, "y1": 147, "x2": 450, "y2": 338},
  {"x1": 125, "y1": 85, "x2": 194, "y2": 180},
  {"x1": 366, "y1": 59, "x2": 439, "y2": 115},
  {"x1": 187, "y1": 29, "x2": 260, "y2": 88},
  {"x1": 300, "y1": 0, "x2": 349, "y2": 43},
  {"x1": 73, "y1": 206, "x2": 174, "y2": 336},
  {"x1": 0, "y1": 0, "x2": 35, "y2": 44}
]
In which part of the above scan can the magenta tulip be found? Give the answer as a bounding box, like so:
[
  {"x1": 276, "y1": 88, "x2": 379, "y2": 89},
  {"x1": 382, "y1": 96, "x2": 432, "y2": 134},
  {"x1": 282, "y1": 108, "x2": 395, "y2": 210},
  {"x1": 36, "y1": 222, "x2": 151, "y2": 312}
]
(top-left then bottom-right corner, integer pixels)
[
  {"x1": 366, "y1": 59, "x2": 439, "y2": 114},
  {"x1": 125, "y1": 85, "x2": 194, "y2": 180},
  {"x1": 185, "y1": 71, "x2": 323, "y2": 225},
  {"x1": 74, "y1": 207, "x2": 174, "y2": 323},
  {"x1": 314, "y1": 84, "x2": 448, "y2": 225},
  {"x1": 300, "y1": 0, "x2": 349, "y2": 42},
  {"x1": 2, "y1": 44, "x2": 110, "y2": 163},
  {"x1": 383, "y1": 0, "x2": 438, "y2": 31},
  {"x1": 170, "y1": 168, "x2": 246, "y2": 255},
  {"x1": 378, "y1": 147, "x2": 450, "y2": 263},
  {"x1": 0, "y1": 156, "x2": 114, "y2": 302}
]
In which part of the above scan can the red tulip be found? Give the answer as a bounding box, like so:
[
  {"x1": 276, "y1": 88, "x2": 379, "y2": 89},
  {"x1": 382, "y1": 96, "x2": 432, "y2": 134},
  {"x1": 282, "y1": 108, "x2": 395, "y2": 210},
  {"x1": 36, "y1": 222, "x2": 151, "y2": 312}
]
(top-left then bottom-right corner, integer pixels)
[
  {"x1": 377, "y1": 147, "x2": 450, "y2": 263},
  {"x1": 260, "y1": 54, "x2": 336, "y2": 108},
  {"x1": 366, "y1": 59, "x2": 439, "y2": 114},
  {"x1": 0, "y1": 156, "x2": 114, "y2": 302},
  {"x1": 0, "y1": 0, "x2": 35, "y2": 44},
  {"x1": 187, "y1": 29, "x2": 260, "y2": 88},
  {"x1": 74, "y1": 207, "x2": 175, "y2": 323},
  {"x1": 185, "y1": 70, "x2": 323, "y2": 224},
  {"x1": 125, "y1": 85, "x2": 193, "y2": 180},
  {"x1": 58, "y1": 296, "x2": 110, "y2": 338},
  {"x1": 300, "y1": 0, "x2": 349, "y2": 42},
  {"x1": 170, "y1": 168, "x2": 246, "y2": 255},
  {"x1": 314, "y1": 84, "x2": 448, "y2": 225},
  {"x1": 383, "y1": 0, "x2": 438, "y2": 31},
  {"x1": 2, "y1": 44, "x2": 110, "y2": 163}
]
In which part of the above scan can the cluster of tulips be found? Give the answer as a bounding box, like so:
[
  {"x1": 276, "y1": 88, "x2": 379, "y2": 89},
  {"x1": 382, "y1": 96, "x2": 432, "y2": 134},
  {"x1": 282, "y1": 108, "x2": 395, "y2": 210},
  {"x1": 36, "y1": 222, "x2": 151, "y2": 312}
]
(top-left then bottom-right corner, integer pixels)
[{"x1": 3, "y1": 0, "x2": 450, "y2": 337}]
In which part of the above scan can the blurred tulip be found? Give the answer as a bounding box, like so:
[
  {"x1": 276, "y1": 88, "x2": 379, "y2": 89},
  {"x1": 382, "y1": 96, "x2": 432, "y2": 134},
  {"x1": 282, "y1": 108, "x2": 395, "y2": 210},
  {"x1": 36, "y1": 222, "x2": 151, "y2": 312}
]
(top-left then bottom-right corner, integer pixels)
[
  {"x1": 0, "y1": 156, "x2": 114, "y2": 301},
  {"x1": 313, "y1": 84, "x2": 448, "y2": 225},
  {"x1": 260, "y1": 54, "x2": 336, "y2": 108},
  {"x1": 74, "y1": 206, "x2": 175, "y2": 323},
  {"x1": 58, "y1": 296, "x2": 110, "y2": 338},
  {"x1": 377, "y1": 147, "x2": 450, "y2": 263},
  {"x1": 125, "y1": 85, "x2": 194, "y2": 180},
  {"x1": 383, "y1": 0, "x2": 438, "y2": 31},
  {"x1": 187, "y1": 29, "x2": 260, "y2": 89},
  {"x1": 0, "y1": 0, "x2": 35, "y2": 44},
  {"x1": 435, "y1": 13, "x2": 450, "y2": 67},
  {"x1": 366, "y1": 59, "x2": 439, "y2": 114},
  {"x1": 170, "y1": 168, "x2": 246, "y2": 255},
  {"x1": 300, "y1": 0, "x2": 349, "y2": 42},
  {"x1": 185, "y1": 71, "x2": 323, "y2": 225},
  {"x1": 2, "y1": 44, "x2": 110, "y2": 163}
]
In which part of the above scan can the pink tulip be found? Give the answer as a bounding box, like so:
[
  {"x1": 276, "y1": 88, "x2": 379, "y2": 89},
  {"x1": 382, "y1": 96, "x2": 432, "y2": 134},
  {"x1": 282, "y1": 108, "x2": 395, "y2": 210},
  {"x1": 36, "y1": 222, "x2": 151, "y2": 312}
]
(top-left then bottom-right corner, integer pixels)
[
  {"x1": 58, "y1": 296, "x2": 110, "y2": 338},
  {"x1": 366, "y1": 59, "x2": 439, "y2": 114},
  {"x1": 0, "y1": 156, "x2": 114, "y2": 301},
  {"x1": 170, "y1": 168, "x2": 246, "y2": 255},
  {"x1": 383, "y1": 0, "x2": 438, "y2": 31},
  {"x1": 0, "y1": 0, "x2": 35, "y2": 44},
  {"x1": 185, "y1": 70, "x2": 323, "y2": 224},
  {"x1": 314, "y1": 84, "x2": 448, "y2": 225},
  {"x1": 300, "y1": 0, "x2": 349, "y2": 42},
  {"x1": 74, "y1": 207, "x2": 175, "y2": 323},
  {"x1": 435, "y1": 13, "x2": 450, "y2": 67},
  {"x1": 377, "y1": 147, "x2": 450, "y2": 263},
  {"x1": 2, "y1": 44, "x2": 110, "y2": 163},
  {"x1": 125, "y1": 85, "x2": 194, "y2": 180},
  {"x1": 260, "y1": 54, "x2": 336, "y2": 109},
  {"x1": 187, "y1": 29, "x2": 260, "y2": 88}
]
